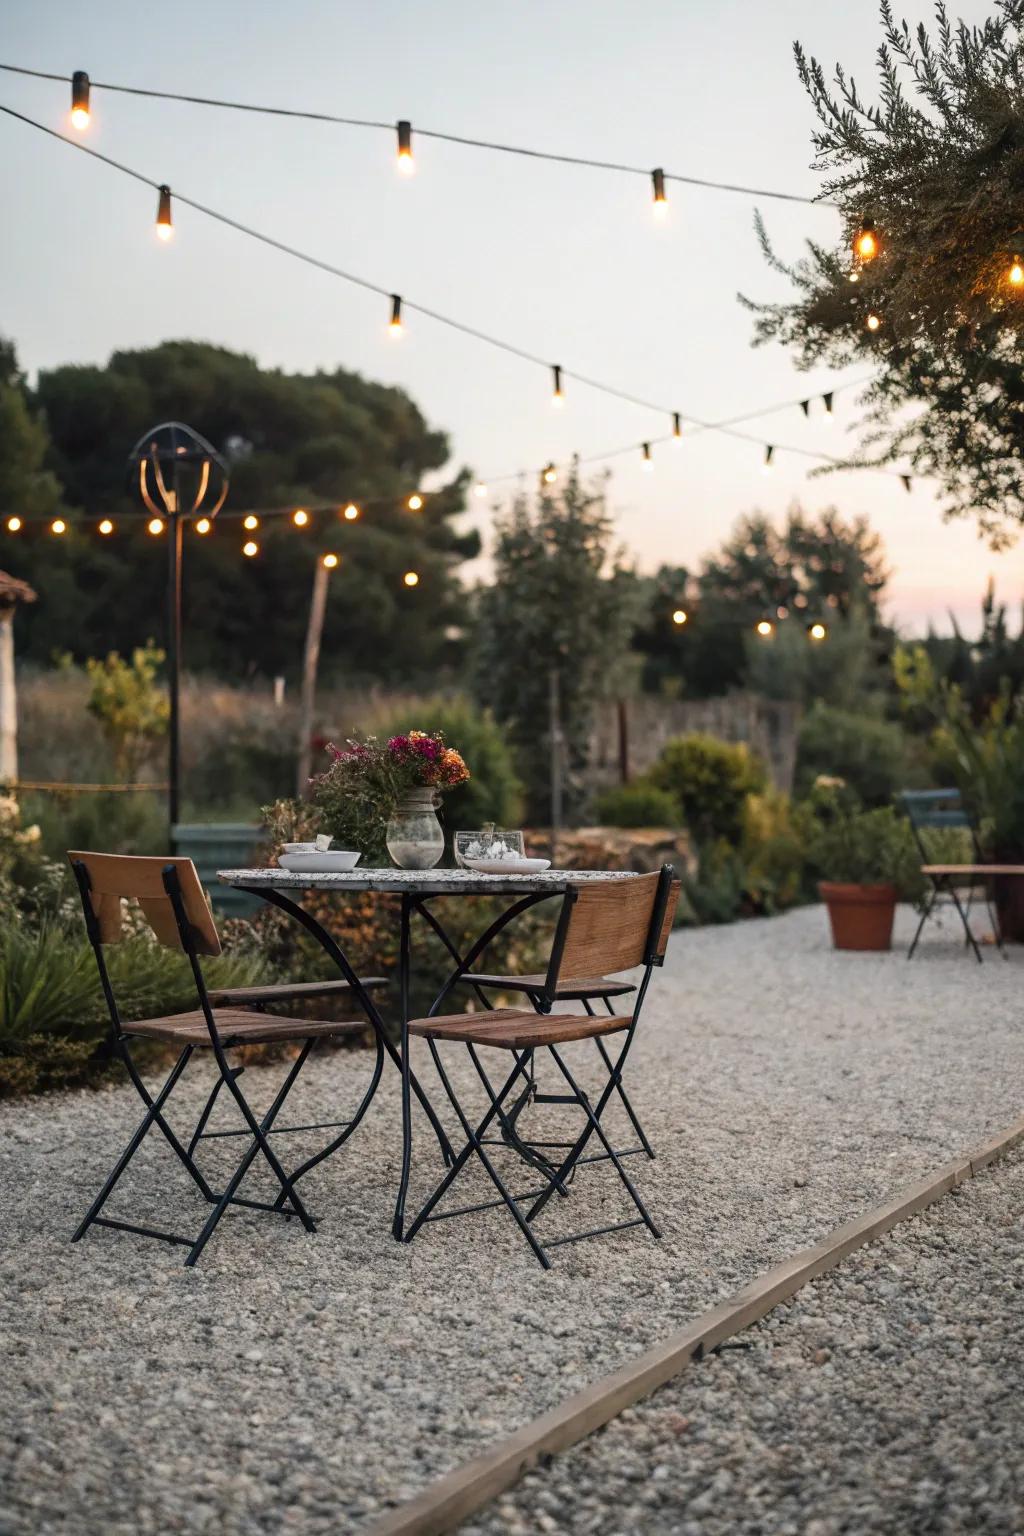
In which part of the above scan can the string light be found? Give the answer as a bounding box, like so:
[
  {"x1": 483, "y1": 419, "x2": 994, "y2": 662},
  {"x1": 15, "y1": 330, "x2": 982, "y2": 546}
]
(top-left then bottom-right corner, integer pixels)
[
  {"x1": 866, "y1": 311, "x2": 882, "y2": 332},
  {"x1": 763, "y1": 445, "x2": 774, "y2": 474},
  {"x1": 70, "y1": 71, "x2": 90, "y2": 130},
  {"x1": 473, "y1": 481, "x2": 488, "y2": 499},
  {"x1": 155, "y1": 183, "x2": 173, "y2": 240},
  {"x1": 196, "y1": 517, "x2": 211, "y2": 534},
  {"x1": 641, "y1": 441, "x2": 653, "y2": 471},
  {"x1": 551, "y1": 364, "x2": 564, "y2": 407},
  {"x1": 853, "y1": 217, "x2": 878, "y2": 261},
  {"x1": 147, "y1": 517, "x2": 164, "y2": 535},
  {"x1": 407, "y1": 493, "x2": 423, "y2": 511},
  {"x1": 243, "y1": 514, "x2": 259, "y2": 530},
  {"x1": 98, "y1": 518, "x2": 113, "y2": 535},
  {"x1": 403, "y1": 570, "x2": 419, "y2": 587},
  {"x1": 6, "y1": 516, "x2": 21, "y2": 532},
  {"x1": 672, "y1": 412, "x2": 682, "y2": 442},
  {"x1": 755, "y1": 619, "x2": 774, "y2": 638},
  {"x1": 243, "y1": 539, "x2": 258, "y2": 557},
  {"x1": 389, "y1": 293, "x2": 403, "y2": 336},
  {"x1": 808, "y1": 621, "x2": 828, "y2": 641},
  {"x1": 51, "y1": 518, "x2": 67, "y2": 535},
  {"x1": 542, "y1": 462, "x2": 557, "y2": 485},
  {"x1": 822, "y1": 391, "x2": 834, "y2": 420},
  {"x1": 396, "y1": 119, "x2": 414, "y2": 174},
  {"x1": 343, "y1": 502, "x2": 360, "y2": 520},
  {"x1": 651, "y1": 167, "x2": 667, "y2": 218},
  {"x1": 322, "y1": 552, "x2": 339, "y2": 569},
  {"x1": 292, "y1": 508, "x2": 309, "y2": 526},
  {"x1": 1008, "y1": 256, "x2": 1024, "y2": 287},
  {"x1": 672, "y1": 608, "x2": 688, "y2": 626}
]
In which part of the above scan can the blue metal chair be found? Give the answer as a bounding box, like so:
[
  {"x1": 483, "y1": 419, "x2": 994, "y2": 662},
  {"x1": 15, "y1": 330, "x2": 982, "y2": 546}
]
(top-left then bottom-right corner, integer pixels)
[{"x1": 900, "y1": 789, "x2": 1003, "y2": 963}]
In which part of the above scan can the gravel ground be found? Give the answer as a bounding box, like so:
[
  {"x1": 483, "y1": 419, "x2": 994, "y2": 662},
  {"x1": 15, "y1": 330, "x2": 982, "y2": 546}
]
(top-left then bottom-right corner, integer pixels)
[
  {"x1": 1, "y1": 903, "x2": 1021, "y2": 1535},
  {"x1": 467, "y1": 1141, "x2": 1024, "y2": 1536}
]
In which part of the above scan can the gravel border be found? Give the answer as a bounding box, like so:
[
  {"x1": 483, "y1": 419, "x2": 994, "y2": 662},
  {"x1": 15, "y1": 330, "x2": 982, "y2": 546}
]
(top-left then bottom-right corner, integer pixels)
[
  {"x1": 464, "y1": 1140, "x2": 1024, "y2": 1536},
  {"x1": 1, "y1": 903, "x2": 1021, "y2": 1534}
]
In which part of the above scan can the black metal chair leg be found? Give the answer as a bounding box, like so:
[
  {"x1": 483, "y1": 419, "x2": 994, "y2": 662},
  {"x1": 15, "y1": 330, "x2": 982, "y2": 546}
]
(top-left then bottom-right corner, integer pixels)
[
  {"x1": 907, "y1": 883, "x2": 938, "y2": 960},
  {"x1": 72, "y1": 1047, "x2": 195, "y2": 1241},
  {"x1": 547, "y1": 1045, "x2": 660, "y2": 1237},
  {"x1": 594, "y1": 1034, "x2": 655, "y2": 1159},
  {"x1": 187, "y1": 1065, "x2": 244, "y2": 1160},
  {"x1": 949, "y1": 882, "x2": 984, "y2": 964}
]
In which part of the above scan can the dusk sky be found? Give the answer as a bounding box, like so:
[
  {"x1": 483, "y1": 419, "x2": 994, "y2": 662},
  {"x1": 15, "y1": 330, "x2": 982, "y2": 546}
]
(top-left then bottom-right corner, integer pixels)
[{"x1": 2, "y1": 0, "x2": 1020, "y2": 633}]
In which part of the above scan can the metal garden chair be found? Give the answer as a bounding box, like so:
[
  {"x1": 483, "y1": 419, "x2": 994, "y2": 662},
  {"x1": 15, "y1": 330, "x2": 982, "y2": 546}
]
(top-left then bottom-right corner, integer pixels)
[
  {"x1": 68, "y1": 851, "x2": 385, "y2": 1266},
  {"x1": 900, "y1": 789, "x2": 1004, "y2": 963},
  {"x1": 400, "y1": 865, "x2": 679, "y2": 1268}
]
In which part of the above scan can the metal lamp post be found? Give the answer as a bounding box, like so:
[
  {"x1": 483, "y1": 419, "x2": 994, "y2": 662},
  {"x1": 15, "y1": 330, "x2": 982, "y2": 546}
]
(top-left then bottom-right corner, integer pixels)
[{"x1": 127, "y1": 423, "x2": 229, "y2": 845}]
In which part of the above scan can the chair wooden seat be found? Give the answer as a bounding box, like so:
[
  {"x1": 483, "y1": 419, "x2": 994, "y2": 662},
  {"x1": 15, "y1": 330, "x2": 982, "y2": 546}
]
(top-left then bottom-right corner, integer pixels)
[
  {"x1": 125, "y1": 1007, "x2": 365, "y2": 1048},
  {"x1": 408, "y1": 1007, "x2": 631, "y2": 1050},
  {"x1": 206, "y1": 977, "x2": 387, "y2": 1006},
  {"x1": 462, "y1": 971, "x2": 636, "y2": 1000}
]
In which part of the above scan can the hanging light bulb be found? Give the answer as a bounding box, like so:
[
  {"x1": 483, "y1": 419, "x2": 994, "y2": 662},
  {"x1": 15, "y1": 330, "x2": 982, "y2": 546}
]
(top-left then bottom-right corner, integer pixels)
[
  {"x1": 407, "y1": 493, "x2": 424, "y2": 511},
  {"x1": 542, "y1": 462, "x2": 557, "y2": 485},
  {"x1": 756, "y1": 619, "x2": 775, "y2": 638},
  {"x1": 155, "y1": 185, "x2": 173, "y2": 241},
  {"x1": 243, "y1": 514, "x2": 259, "y2": 530},
  {"x1": 853, "y1": 217, "x2": 878, "y2": 261},
  {"x1": 51, "y1": 518, "x2": 67, "y2": 535},
  {"x1": 551, "y1": 365, "x2": 564, "y2": 407},
  {"x1": 763, "y1": 445, "x2": 775, "y2": 474},
  {"x1": 6, "y1": 516, "x2": 22, "y2": 532},
  {"x1": 343, "y1": 502, "x2": 360, "y2": 521},
  {"x1": 651, "y1": 167, "x2": 667, "y2": 218},
  {"x1": 98, "y1": 518, "x2": 114, "y2": 535},
  {"x1": 403, "y1": 570, "x2": 419, "y2": 587},
  {"x1": 293, "y1": 508, "x2": 309, "y2": 527},
  {"x1": 473, "y1": 481, "x2": 488, "y2": 499},
  {"x1": 641, "y1": 442, "x2": 653, "y2": 472},
  {"x1": 397, "y1": 119, "x2": 414, "y2": 174},
  {"x1": 807, "y1": 621, "x2": 828, "y2": 642},
  {"x1": 70, "y1": 71, "x2": 90, "y2": 131},
  {"x1": 1008, "y1": 256, "x2": 1024, "y2": 287},
  {"x1": 196, "y1": 517, "x2": 211, "y2": 534},
  {"x1": 822, "y1": 391, "x2": 834, "y2": 421},
  {"x1": 389, "y1": 293, "x2": 403, "y2": 337},
  {"x1": 849, "y1": 270, "x2": 861, "y2": 283},
  {"x1": 672, "y1": 412, "x2": 682, "y2": 442},
  {"x1": 243, "y1": 540, "x2": 259, "y2": 557},
  {"x1": 147, "y1": 517, "x2": 164, "y2": 535},
  {"x1": 866, "y1": 311, "x2": 882, "y2": 332},
  {"x1": 672, "y1": 608, "x2": 688, "y2": 626},
  {"x1": 322, "y1": 552, "x2": 339, "y2": 569}
]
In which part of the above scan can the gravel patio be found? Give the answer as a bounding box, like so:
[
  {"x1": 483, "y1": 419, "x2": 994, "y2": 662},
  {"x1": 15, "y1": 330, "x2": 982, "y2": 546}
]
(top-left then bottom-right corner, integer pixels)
[{"x1": 2, "y1": 903, "x2": 1021, "y2": 1535}]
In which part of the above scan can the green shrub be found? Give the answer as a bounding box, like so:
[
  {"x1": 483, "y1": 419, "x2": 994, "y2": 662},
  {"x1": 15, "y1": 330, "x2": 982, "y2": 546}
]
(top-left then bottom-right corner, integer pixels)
[
  {"x1": 649, "y1": 733, "x2": 766, "y2": 843},
  {"x1": 741, "y1": 790, "x2": 811, "y2": 911},
  {"x1": 594, "y1": 781, "x2": 681, "y2": 827},
  {"x1": 0, "y1": 919, "x2": 271, "y2": 1098},
  {"x1": 795, "y1": 703, "x2": 915, "y2": 807},
  {"x1": 805, "y1": 786, "x2": 924, "y2": 898},
  {"x1": 25, "y1": 786, "x2": 168, "y2": 863}
]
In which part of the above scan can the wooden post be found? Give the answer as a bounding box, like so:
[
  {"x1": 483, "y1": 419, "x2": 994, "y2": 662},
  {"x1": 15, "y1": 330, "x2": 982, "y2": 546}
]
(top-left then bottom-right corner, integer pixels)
[
  {"x1": 549, "y1": 667, "x2": 562, "y2": 866},
  {"x1": 297, "y1": 560, "x2": 330, "y2": 798},
  {"x1": 617, "y1": 698, "x2": 630, "y2": 784},
  {"x1": 0, "y1": 573, "x2": 37, "y2": 785}
]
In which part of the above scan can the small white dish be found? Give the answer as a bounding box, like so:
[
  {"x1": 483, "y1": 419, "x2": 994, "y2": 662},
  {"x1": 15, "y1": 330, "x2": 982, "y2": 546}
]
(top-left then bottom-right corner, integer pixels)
[
  {"x1": 277, "y1": 850, "x2": 361, "y2": 874},
  {"x1": 463, "y1": 856, "x2": 551, "y2": 875}
]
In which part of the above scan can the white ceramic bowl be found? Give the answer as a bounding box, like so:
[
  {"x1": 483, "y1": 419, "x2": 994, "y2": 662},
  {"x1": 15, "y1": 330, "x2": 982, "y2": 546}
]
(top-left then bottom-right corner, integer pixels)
[
  {"x1": 462, "y1": 856, "x2": 551, "y2": 875},
  {"x1": 277, "y1": 850, "x2": 361, "y2": 874}
]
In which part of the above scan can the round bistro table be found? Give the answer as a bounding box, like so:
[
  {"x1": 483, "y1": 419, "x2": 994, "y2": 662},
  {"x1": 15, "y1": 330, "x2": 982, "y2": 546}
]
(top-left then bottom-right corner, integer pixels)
[{"x1": 216, "y1": 867, "x2": 643, "y2": 1238}]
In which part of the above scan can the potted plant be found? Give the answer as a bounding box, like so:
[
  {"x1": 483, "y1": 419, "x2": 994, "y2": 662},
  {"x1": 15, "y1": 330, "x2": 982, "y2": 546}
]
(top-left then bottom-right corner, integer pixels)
[{"x1": 807, "y1": 783, "x2": 923, "y2": 951}]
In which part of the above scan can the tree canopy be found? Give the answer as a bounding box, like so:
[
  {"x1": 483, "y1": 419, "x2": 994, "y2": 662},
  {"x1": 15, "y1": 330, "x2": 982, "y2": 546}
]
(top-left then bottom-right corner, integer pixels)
[
  {"x1": 2, "y1": 339, "x2": 477, "y2": 681},
  {"x1": 742, "y1": 1, "x2": 1024, "y2": 546}
]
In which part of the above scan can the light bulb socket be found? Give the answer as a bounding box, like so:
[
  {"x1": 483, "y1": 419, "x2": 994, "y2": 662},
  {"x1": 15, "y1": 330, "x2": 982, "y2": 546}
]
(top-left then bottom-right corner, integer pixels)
[
  {"x1": 156, "y1": 184, "x2": 173, "y2": 232},
  {"x1": 672, "y1": 411, "x2": 682, "y2": 439},
  {"x1": 397, "y1": 120, "x2": 412, "y2": 157},
  {"x1": 551, "y1": 364, "x2": 563, "y2": 402},
  {"x1": 71, "y1": 71, "x2": 90, "y2": 117},
  {"x1": 642, "y1": 442, "x2": 652, "y2": 467},
  {"x1": 822, "y1": 391, "x2": 834, "y2": 415},
  {"x1": 800, "y1": 399, "x2": 810, "y2": 417},
  {"x1": 652, "y1": 167, "x2": 666, "y2": 205},
  {"x1": 764, "y1": 445, "x2": 775, "y2": 468},
  {"x1": 390, "y1": 293, "x2": 403, "y2": 330}
]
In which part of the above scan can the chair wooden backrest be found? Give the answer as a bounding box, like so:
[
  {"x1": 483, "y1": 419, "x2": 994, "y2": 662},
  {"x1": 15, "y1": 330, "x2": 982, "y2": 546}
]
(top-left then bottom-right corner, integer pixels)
[
  {"x1": 551, "y1": 868, "x2": 679, "y2": 984},
  {"x1": 67, "y1": 851, "x2": 222, "y2": 957}
]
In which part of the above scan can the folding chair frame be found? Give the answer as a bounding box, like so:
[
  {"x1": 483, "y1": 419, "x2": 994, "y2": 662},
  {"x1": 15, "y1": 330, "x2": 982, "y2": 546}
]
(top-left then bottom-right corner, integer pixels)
[
  {"x1": 901, "y1": 789, "x2": 1005, "y2": 964},
  {"x1": 69, "y1": 860, "x2": 388, "y2": 1266},
  {"x1": 399, "y1": 866, "x2": 676, "y2": 1267}
]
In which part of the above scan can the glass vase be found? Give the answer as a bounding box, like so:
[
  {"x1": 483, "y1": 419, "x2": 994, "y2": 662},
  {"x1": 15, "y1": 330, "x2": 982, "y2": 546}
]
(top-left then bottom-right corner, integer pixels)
[{"x1": 386, "y1": 788, "x2": 445, "y2": 870}]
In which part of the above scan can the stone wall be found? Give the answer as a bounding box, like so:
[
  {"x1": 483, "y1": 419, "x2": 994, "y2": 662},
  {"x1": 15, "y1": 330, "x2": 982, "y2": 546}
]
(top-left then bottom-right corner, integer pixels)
[{"x1": 588, "y1": 692, "x2": 800, "y2": 794}]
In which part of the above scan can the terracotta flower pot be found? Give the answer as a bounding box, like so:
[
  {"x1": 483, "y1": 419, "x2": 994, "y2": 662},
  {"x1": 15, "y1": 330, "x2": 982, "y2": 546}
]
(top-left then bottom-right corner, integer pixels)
[{"x1": 818, "y1": 881, "x2": 897, "y2": 951}]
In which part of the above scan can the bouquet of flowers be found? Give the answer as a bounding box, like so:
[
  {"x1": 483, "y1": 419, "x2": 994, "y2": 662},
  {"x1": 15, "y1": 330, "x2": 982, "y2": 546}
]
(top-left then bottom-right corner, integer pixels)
[{"x1": 310, "y1": 731, "x2": 469, "y2": 860}]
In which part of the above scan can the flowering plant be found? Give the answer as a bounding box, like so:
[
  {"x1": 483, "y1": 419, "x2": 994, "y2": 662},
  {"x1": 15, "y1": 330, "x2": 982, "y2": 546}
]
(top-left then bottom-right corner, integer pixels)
[{"x1": 309, "y1": 731, "x2": 470, "y2": 861}]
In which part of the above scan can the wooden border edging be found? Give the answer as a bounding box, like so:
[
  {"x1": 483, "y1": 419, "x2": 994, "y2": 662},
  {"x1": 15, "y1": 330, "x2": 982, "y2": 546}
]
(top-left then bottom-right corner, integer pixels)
[{"x1": 367, "y1": 1112, "x2": 1024, "y2": 1536}]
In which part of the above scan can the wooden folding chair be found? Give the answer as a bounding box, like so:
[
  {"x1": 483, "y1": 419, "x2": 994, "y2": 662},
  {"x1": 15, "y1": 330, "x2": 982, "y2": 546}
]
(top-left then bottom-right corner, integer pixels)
[
  {"x1": 401, "y1": 866, "x2": 679, "y2": 1268},
  {"x1": 68, "y1": 851, "x2": 385, "y2": 1267}
]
